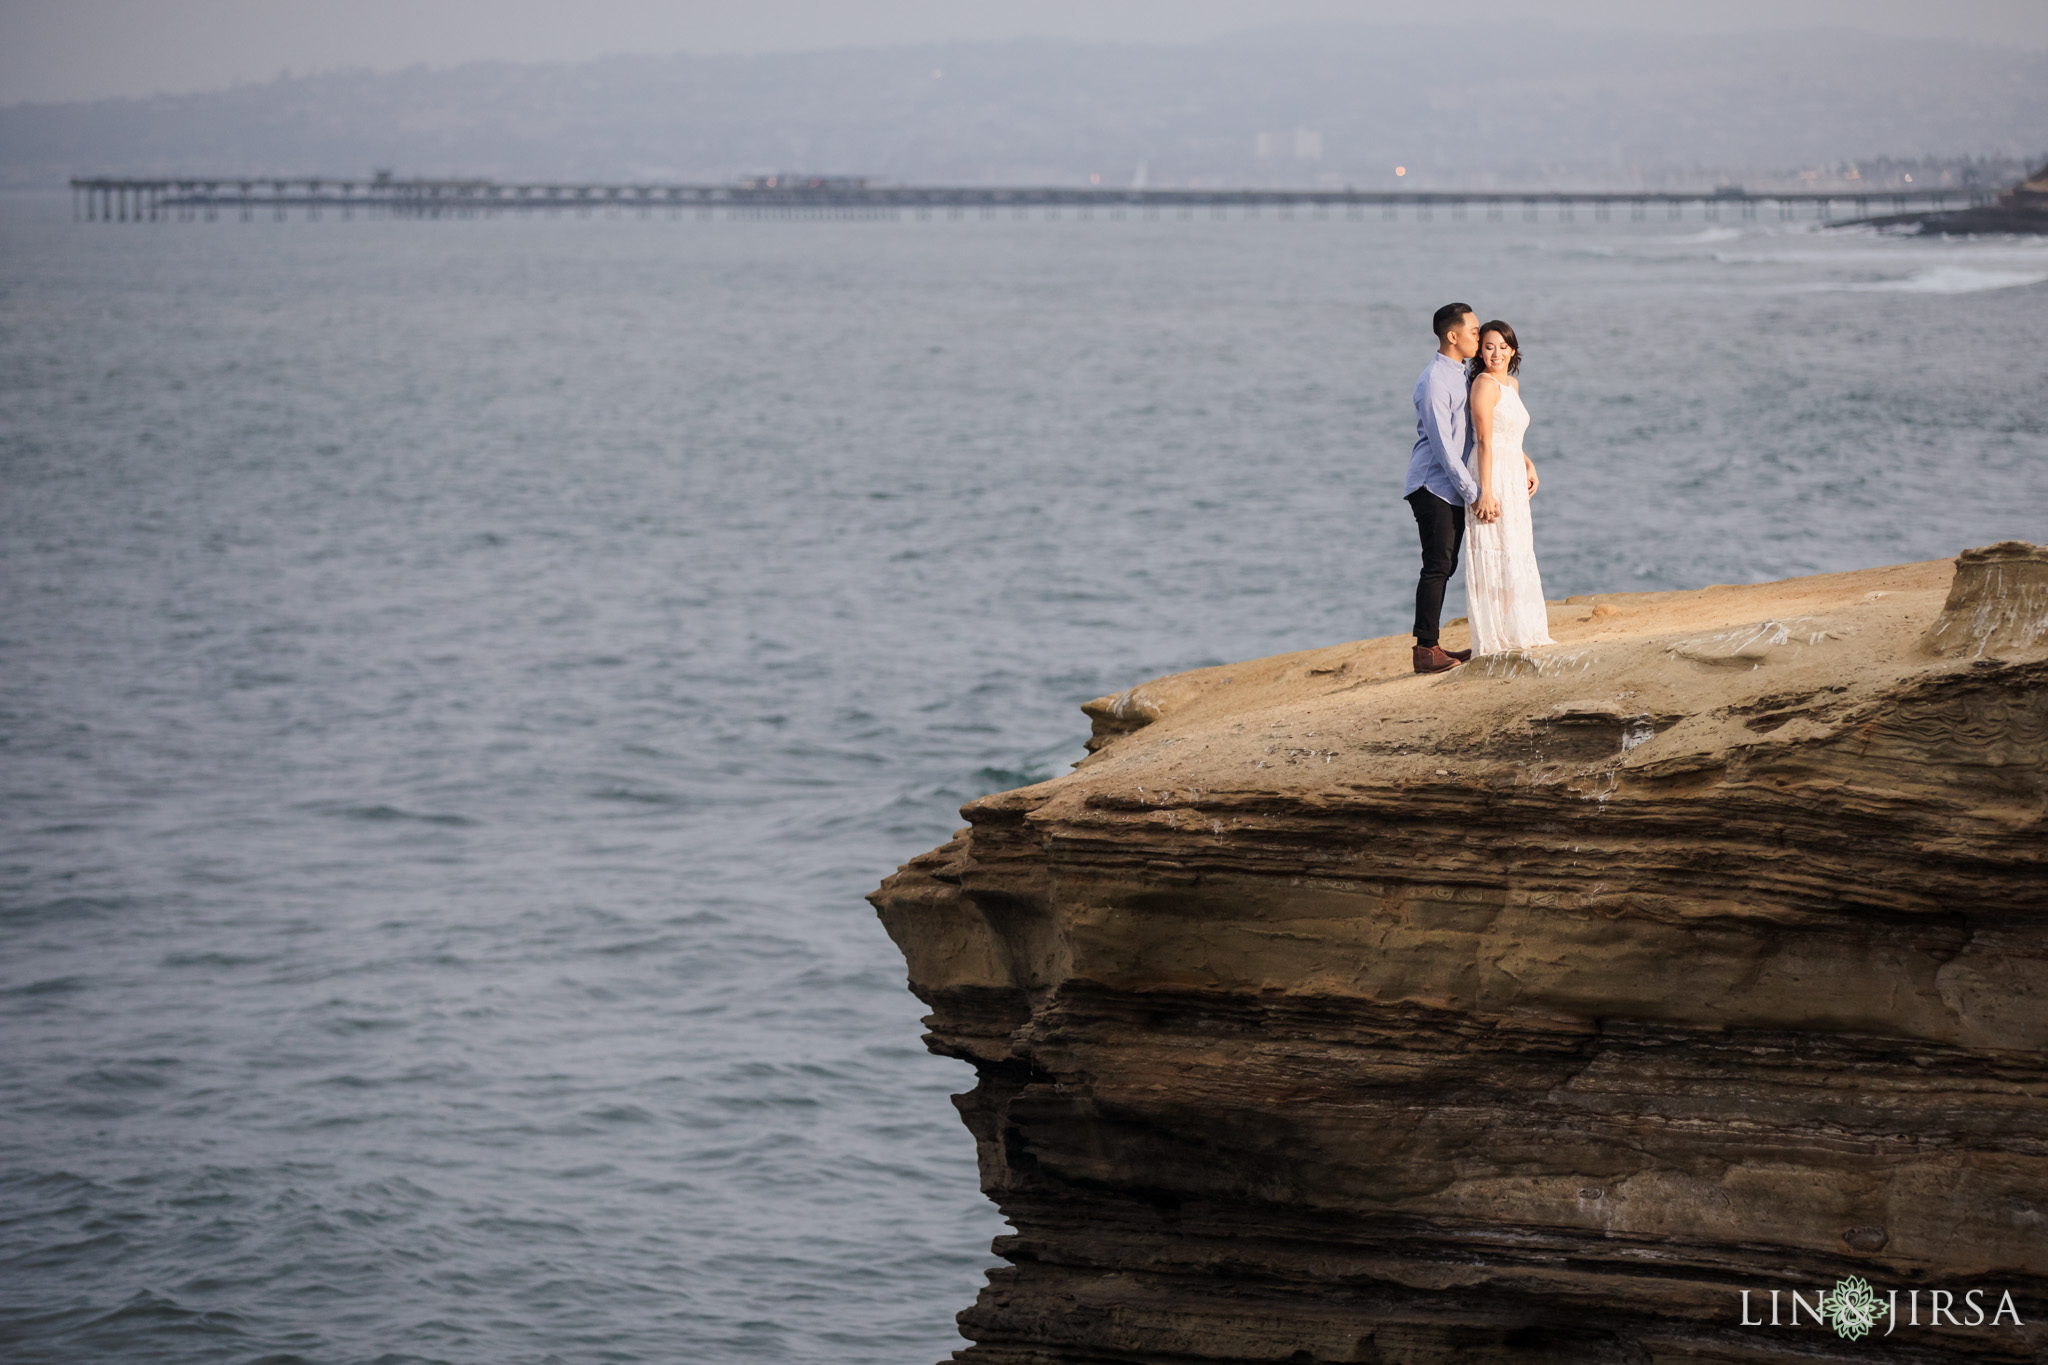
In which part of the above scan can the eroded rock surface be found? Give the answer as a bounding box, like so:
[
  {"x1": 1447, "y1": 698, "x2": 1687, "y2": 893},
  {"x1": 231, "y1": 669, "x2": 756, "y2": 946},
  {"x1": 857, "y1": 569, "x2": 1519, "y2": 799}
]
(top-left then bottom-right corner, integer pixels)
[{"x1": 873, "y1": 549, "x2": 2048, "y2": 1364}]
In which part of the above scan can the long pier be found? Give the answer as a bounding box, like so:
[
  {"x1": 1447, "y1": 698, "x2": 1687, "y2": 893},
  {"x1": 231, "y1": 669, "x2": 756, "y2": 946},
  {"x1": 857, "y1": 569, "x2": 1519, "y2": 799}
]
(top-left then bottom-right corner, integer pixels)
[{"x1": 70, "y1": 174, "x2": 1995, "y2": 224}]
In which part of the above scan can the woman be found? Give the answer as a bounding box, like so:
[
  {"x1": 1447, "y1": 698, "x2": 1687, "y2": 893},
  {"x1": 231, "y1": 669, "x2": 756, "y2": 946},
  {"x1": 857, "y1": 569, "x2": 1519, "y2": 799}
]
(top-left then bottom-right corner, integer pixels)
[{"x1": 1464, "y1": 321, "x2": 1554, "y2": 654}]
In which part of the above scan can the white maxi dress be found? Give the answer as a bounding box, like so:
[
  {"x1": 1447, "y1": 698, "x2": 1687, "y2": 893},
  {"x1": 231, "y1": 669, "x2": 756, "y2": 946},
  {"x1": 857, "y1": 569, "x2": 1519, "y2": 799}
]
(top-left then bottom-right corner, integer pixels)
[{"x1": 1464, "y1": 376, "x2": 1555, "y2": 655}]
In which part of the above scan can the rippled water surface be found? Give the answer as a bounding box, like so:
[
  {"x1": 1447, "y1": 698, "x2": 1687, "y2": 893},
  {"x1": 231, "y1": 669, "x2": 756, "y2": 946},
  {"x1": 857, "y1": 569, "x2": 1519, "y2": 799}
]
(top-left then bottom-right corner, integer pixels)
[{"x1": 3, "y1": 195, "x2": 2044, "y2": 1363}]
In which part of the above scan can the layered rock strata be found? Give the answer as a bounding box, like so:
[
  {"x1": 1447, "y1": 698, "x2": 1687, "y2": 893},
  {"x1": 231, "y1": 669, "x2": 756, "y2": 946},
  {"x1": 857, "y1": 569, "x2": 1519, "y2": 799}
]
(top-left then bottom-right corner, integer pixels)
[{"x1": 873, "y1": 545, "x2": 2048, "y2": 1364}]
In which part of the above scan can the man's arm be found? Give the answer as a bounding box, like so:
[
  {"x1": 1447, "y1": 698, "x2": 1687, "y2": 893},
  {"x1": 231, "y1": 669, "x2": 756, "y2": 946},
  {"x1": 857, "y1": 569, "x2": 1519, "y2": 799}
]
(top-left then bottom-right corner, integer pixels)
[{"x1": 1421, "y1": 369, "x2": 1479, "y2": 504}]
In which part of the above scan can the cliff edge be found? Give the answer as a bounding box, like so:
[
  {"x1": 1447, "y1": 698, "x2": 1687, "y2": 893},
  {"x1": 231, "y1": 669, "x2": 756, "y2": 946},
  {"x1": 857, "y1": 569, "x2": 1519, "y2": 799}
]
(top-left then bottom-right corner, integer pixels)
[{"x1": 872, "y1": 543, "x2": 2048, "y2": 1364}]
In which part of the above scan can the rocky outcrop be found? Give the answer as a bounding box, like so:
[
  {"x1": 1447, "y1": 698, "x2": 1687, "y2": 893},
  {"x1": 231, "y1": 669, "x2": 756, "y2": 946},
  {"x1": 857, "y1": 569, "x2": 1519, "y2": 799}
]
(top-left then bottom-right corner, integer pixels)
[
  {"x1": 1842, "y1": 160, "x2": 2048, "y2": 235},
  {"x1": 873, "y1": 546, "x2": 2048, "y2": 1364}
]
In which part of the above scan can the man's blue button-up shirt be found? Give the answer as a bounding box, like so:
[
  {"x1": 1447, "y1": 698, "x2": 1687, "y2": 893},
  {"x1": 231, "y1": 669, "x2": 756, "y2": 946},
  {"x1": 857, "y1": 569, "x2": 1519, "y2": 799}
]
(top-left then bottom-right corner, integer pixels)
[{"x1": 1404, "y1": 351, "x2": 1479, "y2": 506}]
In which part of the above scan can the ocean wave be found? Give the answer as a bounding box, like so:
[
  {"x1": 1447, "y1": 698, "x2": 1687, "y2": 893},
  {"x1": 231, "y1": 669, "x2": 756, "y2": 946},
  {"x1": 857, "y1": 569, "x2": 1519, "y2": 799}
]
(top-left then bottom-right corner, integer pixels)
[{"x1": 1834, "y1": 266, "x2": 2048, "y2": 294}]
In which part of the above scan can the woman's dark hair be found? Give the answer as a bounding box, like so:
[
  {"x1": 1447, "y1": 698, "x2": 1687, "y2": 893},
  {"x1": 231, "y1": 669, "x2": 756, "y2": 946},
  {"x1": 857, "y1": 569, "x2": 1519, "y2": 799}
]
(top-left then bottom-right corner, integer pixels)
[{"x1": 1467, "y1": 319, "x2": 1521, "y2": 378}]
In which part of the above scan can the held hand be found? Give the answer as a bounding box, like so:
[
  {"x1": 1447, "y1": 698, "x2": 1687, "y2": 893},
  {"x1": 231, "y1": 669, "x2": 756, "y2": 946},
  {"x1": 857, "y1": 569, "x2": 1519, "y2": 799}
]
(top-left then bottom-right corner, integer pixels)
[{"x1": 1474, "y1": 493, "x2": 1501, "y2": 523}]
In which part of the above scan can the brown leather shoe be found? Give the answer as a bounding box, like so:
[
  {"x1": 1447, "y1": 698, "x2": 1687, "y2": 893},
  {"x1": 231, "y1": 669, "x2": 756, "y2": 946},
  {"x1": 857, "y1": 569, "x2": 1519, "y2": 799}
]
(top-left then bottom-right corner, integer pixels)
[
  {"x1": 1446, "y1": 647, "x2": 1473, "y2": 662},
  {"x1": 1412, "y1": 644, "x2": 1460, "y2": 674}
]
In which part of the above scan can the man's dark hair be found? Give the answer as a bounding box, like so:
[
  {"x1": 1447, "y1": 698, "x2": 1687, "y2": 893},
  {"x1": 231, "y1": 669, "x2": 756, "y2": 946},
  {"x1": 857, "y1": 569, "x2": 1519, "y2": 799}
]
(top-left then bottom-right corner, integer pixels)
[{"x1": 1432, "y1": 302, "x2": 1474, "y2": 342}]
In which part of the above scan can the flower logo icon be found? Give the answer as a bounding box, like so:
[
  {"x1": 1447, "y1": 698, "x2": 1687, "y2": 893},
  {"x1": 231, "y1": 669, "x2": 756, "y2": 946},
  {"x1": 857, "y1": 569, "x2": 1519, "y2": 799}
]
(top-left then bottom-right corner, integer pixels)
[{"x1": 1820, "y1": 1276, "x2": 1882, "y2": 1340}]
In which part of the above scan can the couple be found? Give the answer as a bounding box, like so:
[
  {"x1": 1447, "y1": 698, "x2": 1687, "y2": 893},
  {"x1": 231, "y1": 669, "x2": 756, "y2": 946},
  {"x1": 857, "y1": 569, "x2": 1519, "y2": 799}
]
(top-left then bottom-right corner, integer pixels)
[{"x1": 1403, "y1": 301, "x2": 1553, "y2": 674}]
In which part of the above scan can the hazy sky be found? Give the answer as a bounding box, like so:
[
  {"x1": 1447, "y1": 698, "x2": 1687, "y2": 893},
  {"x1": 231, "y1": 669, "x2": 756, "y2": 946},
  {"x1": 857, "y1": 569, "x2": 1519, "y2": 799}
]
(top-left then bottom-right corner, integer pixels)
[{"x1": 3, "y1": 0, "x2": 2045, "y2": 105}]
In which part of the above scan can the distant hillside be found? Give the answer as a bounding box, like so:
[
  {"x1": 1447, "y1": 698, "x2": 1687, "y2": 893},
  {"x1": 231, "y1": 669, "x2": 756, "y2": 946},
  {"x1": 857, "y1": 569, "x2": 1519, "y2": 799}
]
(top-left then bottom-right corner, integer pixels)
[{"x1": 3, "y1": 22, "x2": 2042, "y2": 189}]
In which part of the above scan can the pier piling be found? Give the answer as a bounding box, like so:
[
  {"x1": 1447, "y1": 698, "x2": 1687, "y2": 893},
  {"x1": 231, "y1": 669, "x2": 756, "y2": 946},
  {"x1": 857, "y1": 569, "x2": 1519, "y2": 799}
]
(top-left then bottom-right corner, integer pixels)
[{"x1": 64, "y1": 175, "x2": 1994, "y2": 226}]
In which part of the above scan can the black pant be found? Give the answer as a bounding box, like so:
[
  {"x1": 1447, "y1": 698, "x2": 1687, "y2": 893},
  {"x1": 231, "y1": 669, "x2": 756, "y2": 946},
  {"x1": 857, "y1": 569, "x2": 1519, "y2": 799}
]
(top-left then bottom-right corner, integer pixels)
[{"x1": 1406, "y1": 488, "x2": 1465, "y2": 647}]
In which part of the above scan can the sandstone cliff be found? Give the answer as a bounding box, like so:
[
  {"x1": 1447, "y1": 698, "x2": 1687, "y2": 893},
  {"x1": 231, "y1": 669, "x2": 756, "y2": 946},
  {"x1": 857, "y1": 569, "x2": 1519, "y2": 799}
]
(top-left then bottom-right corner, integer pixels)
[{"x1": 873, "y1": 543, "x2": 2048, "y2": 1364}]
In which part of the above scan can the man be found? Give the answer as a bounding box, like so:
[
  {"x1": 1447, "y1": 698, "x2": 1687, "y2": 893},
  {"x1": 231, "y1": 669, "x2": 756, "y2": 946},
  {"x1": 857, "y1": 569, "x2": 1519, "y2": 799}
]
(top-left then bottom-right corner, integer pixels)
[{"x1": 1403, "y1": 302, "x2": 1480, "y2": 674}]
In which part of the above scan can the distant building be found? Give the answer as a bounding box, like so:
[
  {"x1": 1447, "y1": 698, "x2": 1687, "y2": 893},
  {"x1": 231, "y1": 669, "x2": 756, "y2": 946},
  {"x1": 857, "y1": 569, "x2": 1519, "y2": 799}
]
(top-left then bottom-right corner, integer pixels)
[{"x1": 737, "y1": 174, "x2": 871, "y2": 191}]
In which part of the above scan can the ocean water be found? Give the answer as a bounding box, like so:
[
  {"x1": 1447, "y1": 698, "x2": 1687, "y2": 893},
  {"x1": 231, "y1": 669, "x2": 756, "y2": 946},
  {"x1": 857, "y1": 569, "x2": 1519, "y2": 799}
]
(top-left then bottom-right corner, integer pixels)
[{"x1": 2, "y1": 195, "x2": 2044, "y2": 1365}]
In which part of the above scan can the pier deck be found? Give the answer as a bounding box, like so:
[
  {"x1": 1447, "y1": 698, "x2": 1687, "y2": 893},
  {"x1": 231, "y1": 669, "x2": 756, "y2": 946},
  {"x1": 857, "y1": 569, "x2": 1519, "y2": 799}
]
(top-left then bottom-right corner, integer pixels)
[{"x1": 70, "y1": 175, "x2": 1991, "y2": 224}]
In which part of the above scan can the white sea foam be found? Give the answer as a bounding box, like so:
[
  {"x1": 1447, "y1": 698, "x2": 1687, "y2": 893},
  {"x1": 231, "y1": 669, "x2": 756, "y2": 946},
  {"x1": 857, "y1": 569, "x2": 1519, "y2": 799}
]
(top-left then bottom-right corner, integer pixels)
[{"x1": 1836, "y1": 267, "x2": 2048, "y2": 295}]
